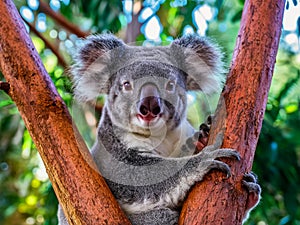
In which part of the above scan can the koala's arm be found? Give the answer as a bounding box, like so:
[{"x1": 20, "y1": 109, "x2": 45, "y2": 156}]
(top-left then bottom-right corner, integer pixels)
[
  {"x1": 191, "y1": 116, "x2": 261, "y2": 223},
  {"x1": 101, "y1": 135, "x2": 240, "y2": 225}
]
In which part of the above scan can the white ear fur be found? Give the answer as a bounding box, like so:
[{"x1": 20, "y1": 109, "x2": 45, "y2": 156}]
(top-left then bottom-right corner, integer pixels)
[
  {"x1": 171, "y1": 35, "x2": 226, "y2": 93},
  {"x1": 71, "y1": 58, "x2": 111, "y2": 102},
  {"x1": 183, "y1": 47, "x2": 225, "y2": 93},
  {"x1": 71, "y1": 34, "x2": 125, "y2": 102},
  {"x1": 71, "y1": 34, "x2": 225, "y2": 102}
]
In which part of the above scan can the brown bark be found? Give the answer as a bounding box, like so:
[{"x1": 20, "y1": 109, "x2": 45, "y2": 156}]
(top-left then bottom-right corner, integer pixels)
[
  {"x1": 0, "y1": 1, "x2": 130, "y2": 224},
  {"x1": 180, "y1": 0, "x2": 285, "y2": 224}
]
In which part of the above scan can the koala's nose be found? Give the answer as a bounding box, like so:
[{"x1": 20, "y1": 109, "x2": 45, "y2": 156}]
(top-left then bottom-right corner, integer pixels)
[
  {"x1": 137, "y1": 84, "x2": 162, "y2": 119},
  {"x1": 139, "y1": 96, "x2": 161, "y2": 116}
]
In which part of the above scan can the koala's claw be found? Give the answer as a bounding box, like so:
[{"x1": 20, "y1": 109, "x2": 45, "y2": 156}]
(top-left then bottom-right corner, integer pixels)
[
  {"x1": 200, "y1": 115, "x2": 212, "y2": 133},
  {"x1": 243, "y1": 172, "x2": 257, "y2": 182},
  {"x1": 194, "y1": 147, "x2": 240, "y2": 180},
  {"x1": 204, "y1": 160, "x2": 231, "y2": 178},
  {"x1": 242, "y1": 172, "x2": 261, "y2": 194},
  {"x1": 199, "y1": 123, "x2": 210, "y2": 138},
  {"x1": 242, "y1": 172, "x2": 261, "y2": 221},
  {"x1": 207, "y1": 148, "x2": 241, "y2": 161},
  {"x1": 194, "y1": 115, "x2": 213, "y2": 153}
]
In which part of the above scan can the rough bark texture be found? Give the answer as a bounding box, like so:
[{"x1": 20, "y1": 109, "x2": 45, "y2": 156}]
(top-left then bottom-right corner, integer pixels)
[
  {"x1": 0, "y1": 1, "x2": 130, "y2": 224},
  {"x1": 179, "y1": 0, "x2": 285, "y2": 224}
]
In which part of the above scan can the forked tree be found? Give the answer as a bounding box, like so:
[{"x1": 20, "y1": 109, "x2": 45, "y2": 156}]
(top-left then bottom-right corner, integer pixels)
[{"x1": 0, "y1": 0, "x2": 285, "y2": 224}]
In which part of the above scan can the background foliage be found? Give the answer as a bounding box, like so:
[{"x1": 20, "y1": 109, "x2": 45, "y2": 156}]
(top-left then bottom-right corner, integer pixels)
[{"x1": 0, "y1": 0, "x2": 299, "y2": 224}]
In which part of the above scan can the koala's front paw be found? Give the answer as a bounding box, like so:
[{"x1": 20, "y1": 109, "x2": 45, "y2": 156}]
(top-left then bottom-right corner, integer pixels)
[
  {"x1": 242, "y1": 172, "x2": 261, "y2": 209},
  {"x1": 195, "y1": 138, "x2": 240, "y2": 178},
  {"x1": 199, "y1": 148, "x2": 240, "y2": 177}
]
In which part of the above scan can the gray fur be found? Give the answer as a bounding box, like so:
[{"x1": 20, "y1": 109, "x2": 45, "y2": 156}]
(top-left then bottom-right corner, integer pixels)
[
  {"x1": 58, "y1": 34, "x2": 255, "y2": 225},
  {"x1": 71, "y1": 34, "x2": 225, "y2": 102}
]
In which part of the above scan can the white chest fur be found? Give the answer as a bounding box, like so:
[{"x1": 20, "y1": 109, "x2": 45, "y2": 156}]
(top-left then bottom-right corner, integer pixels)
[{"x1": 122, "y1": 120, "x2": 195, "y2": 157}]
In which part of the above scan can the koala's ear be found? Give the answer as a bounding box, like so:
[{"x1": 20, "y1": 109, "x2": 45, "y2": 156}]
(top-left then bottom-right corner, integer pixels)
[
  {"x1": 170, "y1": 35, "x2": 225, "y2": 93},
  {"x1": 71, "y1": 34, "x2": 125, "y2": 101}
]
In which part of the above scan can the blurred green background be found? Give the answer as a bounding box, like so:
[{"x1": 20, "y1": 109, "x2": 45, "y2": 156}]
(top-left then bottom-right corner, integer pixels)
[{"x1": 0, "y1": 0, "x2": 299, "y2": 224}]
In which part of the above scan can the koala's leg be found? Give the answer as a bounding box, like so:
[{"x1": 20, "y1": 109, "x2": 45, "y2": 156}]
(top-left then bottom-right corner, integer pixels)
[
  {"x1": 242, "y1": 172, "x2": 261, "y2": 223},
  {"x1": 128, "y1": 208, "x2": 178, "y2": 225}
]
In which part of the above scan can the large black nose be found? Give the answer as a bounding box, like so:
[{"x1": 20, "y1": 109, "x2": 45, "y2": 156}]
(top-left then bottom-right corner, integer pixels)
[
  {"x1": 137, "y1": 84, "x2": 162, "y2": 118},
  {"x1": 139, "y1": 96, "x2": 161, "y2": 116}
]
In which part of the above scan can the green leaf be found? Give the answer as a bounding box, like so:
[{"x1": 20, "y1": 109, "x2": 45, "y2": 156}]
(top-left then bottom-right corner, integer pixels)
[
  {"x1": 285, "y1": 104, "x2": 298, "y2": 113},
  {"x1": 231, "y1": 10, "x2": 243, "y2": 23},
  {"x1": 0, "y1": 99, "x2": 13, "y2": 108}
]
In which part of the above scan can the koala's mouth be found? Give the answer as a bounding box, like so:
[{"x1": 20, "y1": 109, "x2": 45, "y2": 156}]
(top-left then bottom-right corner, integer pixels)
[
  {"x1": 135, "y1": 94, "x2": 164, "y2": 126},
  {"x1": 136, "y1": 113, "x2": 163, "y2": 126}
]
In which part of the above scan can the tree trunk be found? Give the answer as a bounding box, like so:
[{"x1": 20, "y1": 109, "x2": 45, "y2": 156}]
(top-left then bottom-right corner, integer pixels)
[
  {"x1": 179, "y1": 0, "x2": 285, "y2": 224},
  {"x1": 0, "y1": 1, "x2": 130, "y2": 224},
  {"x1": 125, "y1": 13, "x2": 142, "y2": 43}
]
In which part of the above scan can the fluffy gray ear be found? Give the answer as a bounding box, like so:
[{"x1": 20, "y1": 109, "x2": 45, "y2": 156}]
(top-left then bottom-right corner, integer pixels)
[
  {"x1": 71, "y1": 34, "x2": 125, "y2": 101},
  {"x1": 171, "y1": 35, "x2": 225, "y2": 93}
]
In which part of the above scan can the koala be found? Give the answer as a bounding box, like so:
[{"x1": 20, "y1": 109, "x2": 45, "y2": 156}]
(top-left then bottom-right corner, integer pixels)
[{"x1": 58, "y1": 34, "x2": 260, "y2": 225}]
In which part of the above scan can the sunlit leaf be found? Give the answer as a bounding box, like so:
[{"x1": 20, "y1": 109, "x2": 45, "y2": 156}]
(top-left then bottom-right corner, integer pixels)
[
  {"x1": 31, "y1": 179, "x2": 41, "y2": 188},
  {"x1": 0, "y1": 99, "x2": 13, "y2": 108},
  {"x1": 43, "y1": 54, "x2": 58, "y2": 73},
  {"x1": 285, "y1": 103, "x2": 298, "y2": 113},
  {"x1": 54, "y1": 68, "x2": 64, "y2": 79},
  {"x1": 31, "y1": 36, "x2": 45, "y2": 54},
  {"x1": 22, "y1": 130, "x2": 32, "y2": 159},
  {"x1": 25, "y1": 195, "x2": 38, "y2": 206}
]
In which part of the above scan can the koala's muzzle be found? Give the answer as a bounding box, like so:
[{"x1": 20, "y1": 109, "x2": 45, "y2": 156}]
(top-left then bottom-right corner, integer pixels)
[{"x1": 137, "y1": 83, "x2": 162, "y2": 122}]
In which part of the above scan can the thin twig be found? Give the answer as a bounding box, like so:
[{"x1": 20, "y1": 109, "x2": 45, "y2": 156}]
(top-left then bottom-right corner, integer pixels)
[
  {"x1": 26, "y1": 21, "x2": 68, "y2": 68},
  {"x1": 39, "y1": 1, "x2": 89, "y2": 38}
]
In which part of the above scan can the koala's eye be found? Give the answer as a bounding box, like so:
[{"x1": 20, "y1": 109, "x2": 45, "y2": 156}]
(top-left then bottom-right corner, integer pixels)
[
  {"x1": 123, "y1": 81, "x2": 133, "y2": 91},
  {"x1": 165, "y1": 80, "x2": 176, "y2": 92}
]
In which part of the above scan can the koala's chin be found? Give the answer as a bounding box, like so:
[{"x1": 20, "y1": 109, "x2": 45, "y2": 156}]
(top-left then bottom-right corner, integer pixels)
[{"x1": 125, "y1": 115, "x2": 168, "y2": 152}]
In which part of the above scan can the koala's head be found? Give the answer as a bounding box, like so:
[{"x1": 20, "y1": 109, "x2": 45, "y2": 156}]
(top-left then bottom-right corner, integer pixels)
[{"x1": 71, "y1": 34, "x2": 224, "y2": 137}]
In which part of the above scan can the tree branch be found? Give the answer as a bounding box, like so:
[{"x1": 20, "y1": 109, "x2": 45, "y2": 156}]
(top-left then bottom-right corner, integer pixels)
[
  {"x1": 180, "y1": 0, "x2": 285, "y2": 224},
  {"x1": 39, "y1": 1, "x2": 89, "y2": 38},
  {"x1": 124, "y1": 2, "x2": 143, "y2": 43},
  {"x1": 0, "y1": 0, "x2": 130, "y2": 224},
  {"x1": 25, "y1": 20, "x2": 68, "y2": 68}
]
